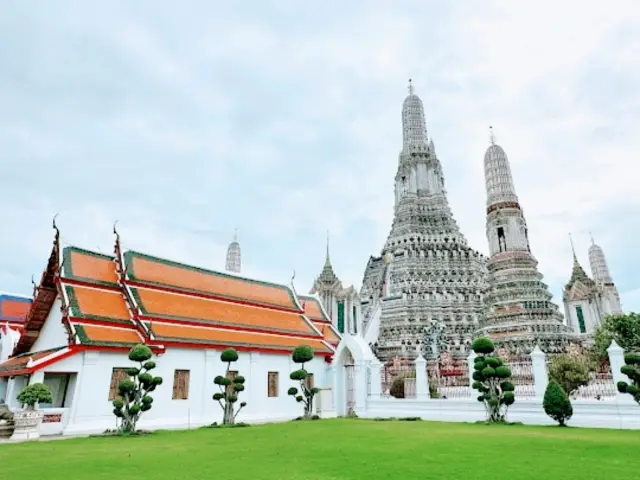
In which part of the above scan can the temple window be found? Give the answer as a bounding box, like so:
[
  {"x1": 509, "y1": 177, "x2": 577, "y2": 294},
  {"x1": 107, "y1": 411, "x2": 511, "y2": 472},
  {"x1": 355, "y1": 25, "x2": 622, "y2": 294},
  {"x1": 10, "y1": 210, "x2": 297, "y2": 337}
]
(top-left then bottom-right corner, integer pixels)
[
  {"x1": 337, "y1": 301, "x2": 345, "y2": 333},
  {"x1": 226, "y1": 370, "x2": 238, "y2": 396},
  {"x1": 497, "y1": 227, "x2": 506, "y2": 252},
  {"x1": 172, "y1": 370, "x2": 190, "y2": 400},
  {"x1": 575, "y1": 305, "x2": 586, "y2": 333},
  {"x1": 305, "y1": 373, "x2": 315, "y2": 390},
  {"x1": 267, "y1": 372, "x2": 279, "y2": 397},
  {"x1": 108, "y1": 368, "x2": 129, "y2": 401}
]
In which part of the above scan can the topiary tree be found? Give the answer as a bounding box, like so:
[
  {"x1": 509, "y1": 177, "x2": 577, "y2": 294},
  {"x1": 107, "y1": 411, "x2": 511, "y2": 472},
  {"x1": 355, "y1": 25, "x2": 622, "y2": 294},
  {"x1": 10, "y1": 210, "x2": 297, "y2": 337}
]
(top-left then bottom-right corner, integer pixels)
[
  {"x1": 543, "y1": 379, "x2": 573, "y2": 426},
  {"x1": 288, "y1": 345, "x2": 320, "y2": 419},
  {"x1": 548, "y1": 354, "x2": 592, "y2": 398},
  {"x1": 213, "y1": 348, "x2": 246, "y2": 424},
  {"x1": 617, "y1": 352, "x2": 640, "y2": 405},
  {"x1": 471, "y1": 337, "x2": 515, "y2": 423},
  {"x1": 17, "y1": 383, "x2": 52, "y2": 410},
  {"x1": 112, "y1": 344, "x2": 163, "y2": 433}
]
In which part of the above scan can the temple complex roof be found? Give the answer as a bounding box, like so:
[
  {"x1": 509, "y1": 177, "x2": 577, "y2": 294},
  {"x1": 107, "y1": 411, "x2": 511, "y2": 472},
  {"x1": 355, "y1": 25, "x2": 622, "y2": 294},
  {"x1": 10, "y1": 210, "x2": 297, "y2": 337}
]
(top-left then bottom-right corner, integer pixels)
[
  {"x1": 0, "y1": 293, "x2": 32, "y2": 327},
  {"x1": 298, "y1": 294, "x2": 341, "y2": 346},
  {"x1": 4, "y1": 222, "x2": 335, "y2": 364}
]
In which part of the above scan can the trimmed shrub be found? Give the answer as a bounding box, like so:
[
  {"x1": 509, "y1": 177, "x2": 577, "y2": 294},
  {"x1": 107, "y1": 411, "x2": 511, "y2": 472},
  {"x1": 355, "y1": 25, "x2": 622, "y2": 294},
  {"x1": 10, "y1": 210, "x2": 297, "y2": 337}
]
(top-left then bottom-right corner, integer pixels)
[
  {"x1": 548, "y1": 354, "x2": 591, "y2": 397},
  {"x1": 471, "y1": 337, "x2": 515, "y2": 423},
  {"x1": 112, "y1": 344, "x2": 163, "y2": 433},
  {"x1": 17, "y1": 383, "x2": 52, "y2": 410},
  {"x1": 617, "y1": 352, "x2": 640, "y2": 405},
  {"x1": 543, "y1": 379, "x2": 573, "y2": 426},
  {"x1": 288, "y1": 345, "x2": 320, "y2": 419},
  {"x1": 213, "y1": 348, "x2": 247, "y2": 425}
]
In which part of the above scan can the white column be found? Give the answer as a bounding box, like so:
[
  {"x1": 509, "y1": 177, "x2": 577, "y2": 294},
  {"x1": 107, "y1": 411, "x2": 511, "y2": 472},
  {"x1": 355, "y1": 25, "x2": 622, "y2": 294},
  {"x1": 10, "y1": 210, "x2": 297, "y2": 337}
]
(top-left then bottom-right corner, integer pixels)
[
  {"x1": 368, "y1": 360, "x2": 382, "y2": 401},
  {"x1": 203, "y1": 350, "x2": 218, "y2": 423},
  {"x1": 327, "y1": 364, "x2": 338, "y2": 415},
  {"x1": 607, "y1": 340, "x2": 630, "y2": 403},
  {"x1": 467, "y1": 350, "x2": 477, "y2": 391},
  {"x1": 67, "y1": 351, "x2": 99, "y2": 429},
  {"x1": 530, "y1": 345, "x2": 548, "y2": 400},
  {"x1": 353, "y1": 362, "x2": 367, "y2": 413},
  {"x1": 414, "y1": 354, "x2": 429, "y2": 400}
]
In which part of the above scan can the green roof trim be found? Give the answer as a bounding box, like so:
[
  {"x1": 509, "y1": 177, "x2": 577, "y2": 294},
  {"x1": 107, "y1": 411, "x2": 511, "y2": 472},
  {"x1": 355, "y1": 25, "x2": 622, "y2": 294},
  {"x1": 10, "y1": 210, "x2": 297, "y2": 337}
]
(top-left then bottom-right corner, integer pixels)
[
  {"x1": 123, "y1": 250, "x2": 298, "y2": 309},
  {"x1": 61, "y1": 246, "x2": 119, "y2": 288},
  {"x1": 130, "y1": 287, "x2": 314, "y2": 337},
  {"x1": 64, "y1": 285, "x2": 133, "y2": 326},
  {"x1": 74, "y1": 324, "x2": 139, "y2": 348}
]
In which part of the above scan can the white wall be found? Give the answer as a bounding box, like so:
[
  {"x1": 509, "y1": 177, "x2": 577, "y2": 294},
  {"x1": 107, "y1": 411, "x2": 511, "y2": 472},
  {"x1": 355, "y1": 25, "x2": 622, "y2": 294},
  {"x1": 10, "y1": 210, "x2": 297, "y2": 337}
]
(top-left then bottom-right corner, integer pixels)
[
  {"x1": 46, "y1": 347, "x2": 331, "y2": 436},
  {"x1": 31, "y1": 299, "x2": 67, "y2": 352}
]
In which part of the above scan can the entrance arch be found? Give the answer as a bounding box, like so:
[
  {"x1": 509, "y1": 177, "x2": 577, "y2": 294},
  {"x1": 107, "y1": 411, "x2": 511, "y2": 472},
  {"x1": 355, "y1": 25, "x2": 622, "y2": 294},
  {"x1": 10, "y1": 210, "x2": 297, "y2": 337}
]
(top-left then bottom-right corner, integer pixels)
[{"x1": 331, "y1": 334, "x2": 376, "y2": 416}]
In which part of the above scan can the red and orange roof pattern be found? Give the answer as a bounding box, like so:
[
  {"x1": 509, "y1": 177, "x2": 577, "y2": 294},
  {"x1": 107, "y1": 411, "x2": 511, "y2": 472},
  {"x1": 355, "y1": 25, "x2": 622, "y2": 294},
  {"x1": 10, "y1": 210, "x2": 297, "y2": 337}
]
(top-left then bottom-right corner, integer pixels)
[
  {"x1": 298, "y1": 295, "x2": 331, "y2": 322},
  {"x1": 0, "y1": 347, "x2": 64, "y2": 376},
  {"x1": 0, "y1": 293, "x2": 32, "y2": 325},
  {"x1": 44, "y1": 246, "x2": 334, "y2": 355},
  {"x1": 124, "y1": 251, "x2": 299, "y2": 310}
]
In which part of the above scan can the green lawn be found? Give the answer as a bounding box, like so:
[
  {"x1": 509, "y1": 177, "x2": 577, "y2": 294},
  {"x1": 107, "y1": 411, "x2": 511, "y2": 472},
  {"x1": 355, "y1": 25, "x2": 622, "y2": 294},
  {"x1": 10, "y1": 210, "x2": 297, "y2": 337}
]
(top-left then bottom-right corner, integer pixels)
[{"x1": 1, "y1": 419, "x2": 636, "y2": 479}]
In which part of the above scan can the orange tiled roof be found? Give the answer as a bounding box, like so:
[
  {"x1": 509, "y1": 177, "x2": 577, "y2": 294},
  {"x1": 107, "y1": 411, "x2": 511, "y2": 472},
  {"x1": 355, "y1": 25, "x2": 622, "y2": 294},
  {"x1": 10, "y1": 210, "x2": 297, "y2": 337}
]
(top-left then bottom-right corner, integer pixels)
[
  {"x1": 124, "y1": 251, "x2": 298, "y2": 310},
  {"x1": 298, "y1": 295, "x2": 330, "y2": 322},
  {"x1": 0, "y1": 347, "x2": 64, "y2": 376},
  {"x1": 62, "y1": 247, "x2": 118, "y2": 286},
  {"x1": 147, "y1": 321, "x2": 333, "y2": 353},
  {"x1": 72, "y1": 323, "x2": 143, "y2": 347},
  {"x1": 313, "y1": 321, "x2": 340, "y2": 344},
  {"x1": 131, "y1": 287, "x2": 317, "y2": 336},
  {"x1": 64, "y1": 284, "x2": 133, "y2": 326},
  {"x1": 0, "y1": 294, "x2": 32, "y2": 324}
]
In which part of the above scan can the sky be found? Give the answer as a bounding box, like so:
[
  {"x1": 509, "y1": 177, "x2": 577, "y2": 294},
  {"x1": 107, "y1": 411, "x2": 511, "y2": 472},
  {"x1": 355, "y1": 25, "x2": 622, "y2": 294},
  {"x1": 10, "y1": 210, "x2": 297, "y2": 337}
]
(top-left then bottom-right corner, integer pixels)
[{"x1": 1, "y1": 1, "x2": 639, "y2": 313}]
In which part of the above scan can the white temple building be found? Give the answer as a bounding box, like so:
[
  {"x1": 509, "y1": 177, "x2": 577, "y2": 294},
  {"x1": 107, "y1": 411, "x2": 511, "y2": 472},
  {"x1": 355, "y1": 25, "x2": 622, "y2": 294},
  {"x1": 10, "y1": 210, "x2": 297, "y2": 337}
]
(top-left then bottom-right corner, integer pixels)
[
  {"x1": 359, "y1": 80, "x2": 488, "y2": 360},
  {"x1": 563, "y1": 235, "x2": 622, "y2": 335},
  {"x1": 309, "y1": 235, "x2": 362, "y2": 336}
]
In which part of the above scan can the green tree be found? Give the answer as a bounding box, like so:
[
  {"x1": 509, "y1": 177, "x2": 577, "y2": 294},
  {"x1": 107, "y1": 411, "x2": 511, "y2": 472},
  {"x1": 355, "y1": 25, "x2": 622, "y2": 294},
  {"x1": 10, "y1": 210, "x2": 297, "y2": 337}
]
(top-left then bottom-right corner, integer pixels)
[
  {"x1": 389, "y1": 371, "x2": 415, "y2": 399},
  {"x1": 471, "y1": 337, "x2": 515, "y2": 423},
  {"x1": 213, "y1": 348, "x2": 247, "y2": 425},
  {"x1": 288, "y1": 345, "x2": 320, "y2": 419},
  {"x1": 548, "y1": 354, "x2": 592, "y2": 397},
  {"x1": 17, "y1": 383, "x2": 52, "y2": 410},
  {"x1": 112, "y1": 344, "x2": 163, "y2": 433},
  {"x1": 543, "y1": 379, "x2": 573, "y2": 426},
  {"x1": 593, "y1": 313, "x2": 640, "y2": 361},
  {"x1": 616, "y1": 352, "x2": 640, "y2": 405}
]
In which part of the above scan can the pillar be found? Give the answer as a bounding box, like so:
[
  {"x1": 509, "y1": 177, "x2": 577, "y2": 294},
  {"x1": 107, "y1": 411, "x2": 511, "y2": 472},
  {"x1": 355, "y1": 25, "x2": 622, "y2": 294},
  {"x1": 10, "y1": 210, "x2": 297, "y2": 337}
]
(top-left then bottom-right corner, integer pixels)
[
  {"x1": 368, "y1": 360, "x2": 382, "y2": 400},
  {"x1": 467, "y1": 350, "x2": 477, "y2": 391},
  {"x1": 353, "y1": 362, "x2": 367, "y2": 413},
  {"x1": 607, "y1": 340, "x2": 630, "y2": 403},
  {"x1": 530, "y1": 345, "x2": 548, "y2": 400},
  {"x1": 414, "y1": 354, "x2": 429, "y2": 400}
]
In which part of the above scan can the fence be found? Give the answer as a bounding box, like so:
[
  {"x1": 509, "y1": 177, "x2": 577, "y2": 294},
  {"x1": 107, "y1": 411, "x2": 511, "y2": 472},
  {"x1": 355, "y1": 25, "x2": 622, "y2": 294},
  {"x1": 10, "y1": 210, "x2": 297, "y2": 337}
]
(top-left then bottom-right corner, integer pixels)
[{"x1": 374, "y1": 342, "x2": 626, "y2": 404}]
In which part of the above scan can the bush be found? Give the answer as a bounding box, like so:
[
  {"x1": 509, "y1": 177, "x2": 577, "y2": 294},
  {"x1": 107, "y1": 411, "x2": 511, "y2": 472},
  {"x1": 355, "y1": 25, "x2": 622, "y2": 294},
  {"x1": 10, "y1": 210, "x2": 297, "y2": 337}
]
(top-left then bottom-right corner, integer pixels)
[
  {"x1": 548, "y1": 354, "x2": 591, "y2": 397},
  {"x1": 17, "y1": 383, "x2": 52, "y2": 410},
  {"x1": 593, "y1": 313, "x2": 640, "y2": 361},
  {"x1": 288, "y1": 345, "x2": 320, "y2": 419},
  {"x1": 617, "y1": 352, "x2": 640, "y2": 405},
  {"x1": 471, "y1": 337, "x2": 515, "y2": 423},
  {"x1": 112, "y1": 345, "x2": 163, "y2": 433},
  {"x1": 543, "y1": 379, "x2": 573, "y2": 426},
  {"x1": 213, "y1": 348, "x2": 247, "y2": 425}
]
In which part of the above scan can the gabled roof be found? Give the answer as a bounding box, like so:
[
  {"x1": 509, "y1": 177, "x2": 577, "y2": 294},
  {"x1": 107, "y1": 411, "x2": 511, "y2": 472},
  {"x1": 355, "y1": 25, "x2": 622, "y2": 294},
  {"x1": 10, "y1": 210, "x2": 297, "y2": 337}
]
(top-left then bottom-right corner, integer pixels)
[
  {"x1": 298, "y1": 294, "x2": 341, "y2": 345},
  {"x1": 0, "y1": 293, "x2": 32, "y2": 326},
  {"x1": 14, "y1": 222, "x2": 61, "y2": 355},
  {"x1": 0, "y1": 347, "x2": 66, "y2": 376},
  {"x1": 123, "y1": 251, "x2": 300, "y2": 311}
]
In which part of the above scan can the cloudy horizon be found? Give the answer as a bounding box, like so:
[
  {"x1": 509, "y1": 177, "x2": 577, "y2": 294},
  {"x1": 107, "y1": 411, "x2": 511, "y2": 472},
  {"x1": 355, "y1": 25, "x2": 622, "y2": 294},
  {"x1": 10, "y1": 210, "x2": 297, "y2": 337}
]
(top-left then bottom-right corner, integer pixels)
[{"x1": 1, "y1": 1, "x2": 639, "y2": 314}]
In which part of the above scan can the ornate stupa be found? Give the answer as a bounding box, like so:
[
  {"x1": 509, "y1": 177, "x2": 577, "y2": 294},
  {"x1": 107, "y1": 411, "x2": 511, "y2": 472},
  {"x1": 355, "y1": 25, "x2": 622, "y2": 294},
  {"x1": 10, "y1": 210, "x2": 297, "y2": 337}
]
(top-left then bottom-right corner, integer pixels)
[
  {"x1": 360, "y1": 81, "x2": 488, "y2": 361},
  {"x1": 225, "y1": 230, "x2": 241, "y2": 273},
  {"x1": 477, "y1": 128, "x2": 577, "y2": 354},
  {"x1": 588, "y1": 235, "x2": 622, "y2": 315}
]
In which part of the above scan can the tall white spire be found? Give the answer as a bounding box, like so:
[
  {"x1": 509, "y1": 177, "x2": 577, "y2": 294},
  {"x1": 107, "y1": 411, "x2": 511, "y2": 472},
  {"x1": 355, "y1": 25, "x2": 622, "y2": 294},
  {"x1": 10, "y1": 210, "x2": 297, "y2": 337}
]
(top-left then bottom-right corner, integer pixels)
[
  {"x1": 225, "y1": 229, "x2": 241, "y2": 273},
  {"x1": 588, "y1": 234, "x2": 613, "y2": 284},
  {"x1": 402, "y1": 79, "x2": 428, "y2": 151},
  {"x1": 484, "y1": 126, "x2": 519, "y2": 208}
]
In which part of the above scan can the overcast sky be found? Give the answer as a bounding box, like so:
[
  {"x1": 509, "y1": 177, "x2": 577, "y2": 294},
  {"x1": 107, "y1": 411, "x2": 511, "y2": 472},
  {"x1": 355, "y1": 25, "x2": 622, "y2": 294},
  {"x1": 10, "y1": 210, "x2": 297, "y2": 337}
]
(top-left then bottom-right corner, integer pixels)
[{"x1": 1, "y1": 1, "x2": 639, "y2": 313}]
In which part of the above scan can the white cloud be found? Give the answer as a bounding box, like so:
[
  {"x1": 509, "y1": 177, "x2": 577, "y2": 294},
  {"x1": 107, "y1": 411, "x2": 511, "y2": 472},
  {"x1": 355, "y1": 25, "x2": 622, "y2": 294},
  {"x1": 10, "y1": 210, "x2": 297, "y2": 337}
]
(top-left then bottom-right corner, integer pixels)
[{"x1": 0, "y1": 1, "x2": 639, "y2": 314}]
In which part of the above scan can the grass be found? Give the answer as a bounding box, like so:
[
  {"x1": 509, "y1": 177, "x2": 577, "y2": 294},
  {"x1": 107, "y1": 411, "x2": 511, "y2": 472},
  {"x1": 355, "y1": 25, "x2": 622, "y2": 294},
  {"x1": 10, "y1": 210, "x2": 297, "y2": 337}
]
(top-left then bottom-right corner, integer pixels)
[{"x1": 1, "y1": 419, "x2": 636, "y2": 479}]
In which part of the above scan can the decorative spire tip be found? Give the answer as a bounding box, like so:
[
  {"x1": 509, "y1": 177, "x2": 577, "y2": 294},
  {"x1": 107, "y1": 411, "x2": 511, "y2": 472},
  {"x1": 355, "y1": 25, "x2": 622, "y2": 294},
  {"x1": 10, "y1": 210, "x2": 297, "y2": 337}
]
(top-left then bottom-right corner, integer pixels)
[
  {"x1": 489, "y1": 126, "x2": 496, "y2": 146},
  {"x1": 408, "y1": 78, "x2": 414, "y2": 96}
]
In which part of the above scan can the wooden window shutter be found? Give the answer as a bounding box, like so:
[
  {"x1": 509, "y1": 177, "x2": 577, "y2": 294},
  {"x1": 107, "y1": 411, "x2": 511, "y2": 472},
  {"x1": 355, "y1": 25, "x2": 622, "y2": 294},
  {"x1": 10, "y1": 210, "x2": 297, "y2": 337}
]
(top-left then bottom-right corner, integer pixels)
[
  {"x1": 305, "y1": 373, "x2": 314, "y2": 390},
  {"x1": 108, "y1": 368, "x2": 129, "y2": 401},
  {"x1": 172, "y1": 370, "x2": 190, "y2": 400},
  {"x1": 267, "y1": 372, "x2": 279, "y2": 397},
  {"x1": 226, "y1": 370, "x2": 238, "y2": 396}
]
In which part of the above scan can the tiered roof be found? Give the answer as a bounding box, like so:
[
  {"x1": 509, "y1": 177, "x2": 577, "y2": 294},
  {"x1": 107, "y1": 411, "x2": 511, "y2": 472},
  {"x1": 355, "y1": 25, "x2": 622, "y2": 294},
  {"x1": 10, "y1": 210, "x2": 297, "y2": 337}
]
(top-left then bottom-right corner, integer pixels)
[
  {"x1": 2, "y1": 223, "x2": 335, "y2": 376},
  {"x1": 0, "y1": 293, "x2": 32, "y2": 327},
  {"x1": 298, "y1": 294, "x2": 341, "y2": 346}
]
